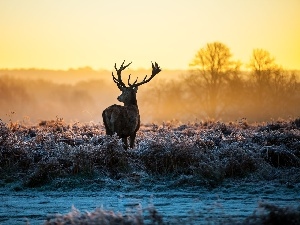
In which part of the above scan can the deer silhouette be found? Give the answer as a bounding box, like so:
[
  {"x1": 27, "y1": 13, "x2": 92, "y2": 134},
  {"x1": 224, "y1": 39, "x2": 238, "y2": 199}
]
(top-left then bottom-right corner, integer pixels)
[{"x1": 102, "y1": 60, "x2": 161, "y2": 149}]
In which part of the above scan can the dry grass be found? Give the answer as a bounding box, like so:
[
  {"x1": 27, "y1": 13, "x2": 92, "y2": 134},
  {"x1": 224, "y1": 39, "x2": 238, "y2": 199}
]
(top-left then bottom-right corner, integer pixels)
[
  {"x1": 44, "y1": 206, "x2": 163, "y2": 225},
  {"x1": 0, "y1": 118, "x2": 299, "y2": 188},
  {"x1": 43, "y1": 202, "x2": 300, "y2": 225},
  {"x1": 244, "y1": 203, "x2": 300, "y2": 225},
  {"x1": 1, "y1": 118, "x2": 300, "y2": 224}
]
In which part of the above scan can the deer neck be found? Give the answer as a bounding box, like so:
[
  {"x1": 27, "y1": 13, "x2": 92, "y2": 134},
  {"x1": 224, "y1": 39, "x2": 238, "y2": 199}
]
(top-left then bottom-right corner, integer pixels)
[
  {"x1": 123, "y1": 90, "x2": 138, "y2": 107},
  {"x1": 124, "y1": 98, "x2": 138, "y2": 107}
]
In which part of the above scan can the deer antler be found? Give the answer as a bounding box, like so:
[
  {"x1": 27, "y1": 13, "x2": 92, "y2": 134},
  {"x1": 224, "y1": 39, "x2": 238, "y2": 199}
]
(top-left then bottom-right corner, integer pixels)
[
  {"x1": 128, "y1": 62, "x2": 161, "y2": 87},
  {"x1": 112, "y1": 60, "x2": 132, "y2": 89}
]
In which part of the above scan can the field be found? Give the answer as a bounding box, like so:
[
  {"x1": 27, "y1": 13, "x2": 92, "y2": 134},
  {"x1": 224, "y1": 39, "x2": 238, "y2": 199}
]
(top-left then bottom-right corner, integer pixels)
[{"x1": 0, "y1": 118, "x2": 300, "y2": 224}]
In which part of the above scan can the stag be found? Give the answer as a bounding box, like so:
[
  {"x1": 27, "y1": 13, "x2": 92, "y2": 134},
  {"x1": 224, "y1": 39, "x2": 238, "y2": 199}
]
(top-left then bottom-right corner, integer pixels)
[{"x1": 102, "y1": 60, "x2": 161, "y2": 149}]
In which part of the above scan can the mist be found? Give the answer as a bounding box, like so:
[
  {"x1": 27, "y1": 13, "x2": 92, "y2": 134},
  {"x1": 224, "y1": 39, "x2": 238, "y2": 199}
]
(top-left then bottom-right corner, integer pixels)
[
  {"x1": 0, "y1": 68, "x2": 182, "y2": 124},
  {"x1": 0, "y1": 67, "x2": 299, "y2": 125}
]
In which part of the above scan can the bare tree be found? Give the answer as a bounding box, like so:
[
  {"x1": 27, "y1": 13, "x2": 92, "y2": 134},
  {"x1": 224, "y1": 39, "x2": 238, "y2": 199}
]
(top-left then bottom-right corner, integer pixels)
[
  {"x1": 248, "y1": 49, "x2": 277, "y2": 99},
  {"x1": 248, "y1": 49, "x2": 298, "y2": 118},
  {"x1": 102, "y1": 61, "x2": 161, "y2": 149},
  {"x1": 189, "y1": 42, "x2": 240, "y2": 118}
]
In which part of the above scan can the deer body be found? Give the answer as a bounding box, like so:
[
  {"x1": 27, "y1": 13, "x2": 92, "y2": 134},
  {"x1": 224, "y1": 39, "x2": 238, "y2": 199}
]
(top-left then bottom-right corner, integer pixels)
[
  {"x1": 102, "y1": 89, "x2": 140, "y2": 149},
  {"x1": 102, "y1": 61, "x2": 161, "y2": 149}
]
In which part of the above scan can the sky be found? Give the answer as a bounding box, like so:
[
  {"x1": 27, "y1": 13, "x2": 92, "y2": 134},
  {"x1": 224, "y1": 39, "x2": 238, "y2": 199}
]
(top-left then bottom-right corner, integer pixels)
[{"x1": 0, "y1": 0, "x2": 299, "y2": 70}]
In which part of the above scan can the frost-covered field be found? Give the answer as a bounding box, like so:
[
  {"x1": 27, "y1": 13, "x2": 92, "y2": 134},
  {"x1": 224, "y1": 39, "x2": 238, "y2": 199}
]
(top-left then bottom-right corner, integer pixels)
[{"x1": 0, "y1": 118, "x2": 300, "y2": 224}]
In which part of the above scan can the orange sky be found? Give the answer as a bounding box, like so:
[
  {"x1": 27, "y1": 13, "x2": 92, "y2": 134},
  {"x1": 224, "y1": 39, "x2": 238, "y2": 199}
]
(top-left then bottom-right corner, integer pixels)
[{"x1": 0, "y1": 0, "x2": 299, "y2": 70}]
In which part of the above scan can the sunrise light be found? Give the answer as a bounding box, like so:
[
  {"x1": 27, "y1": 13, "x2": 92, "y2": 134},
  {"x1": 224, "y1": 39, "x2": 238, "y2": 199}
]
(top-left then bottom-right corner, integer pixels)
[{"x1": 0, "y1": 0, "x2": 299, "y2": 70}]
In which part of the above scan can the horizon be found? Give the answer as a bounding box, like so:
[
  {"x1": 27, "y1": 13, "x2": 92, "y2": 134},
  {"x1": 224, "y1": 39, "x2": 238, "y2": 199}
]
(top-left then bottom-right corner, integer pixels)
[
  {"x1": 1, "y1": 67, "x2": 299, "y2": 72},
  {"x1": 1, "y1": 1, "x2": 299, "y2": 71}
]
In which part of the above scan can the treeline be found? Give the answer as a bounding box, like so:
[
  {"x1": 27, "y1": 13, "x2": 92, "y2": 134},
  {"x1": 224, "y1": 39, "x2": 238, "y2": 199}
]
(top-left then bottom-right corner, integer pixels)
[
  {"x1": 0, "y1": 42, "x2": 299, "y2": 123},
  {"x1": 140, "y1": 43, "x2": 299, "y2": 122}
]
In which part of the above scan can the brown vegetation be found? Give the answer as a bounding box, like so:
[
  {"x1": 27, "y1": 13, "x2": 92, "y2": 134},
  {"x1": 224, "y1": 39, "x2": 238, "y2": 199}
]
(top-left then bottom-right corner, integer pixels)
[
  {"x1": 1, "y1": 118, "x2": 299, "y2": 224},
  {"x1": 45, "y1": 206, "x2": 163, "y2": 225},
  {"x1": 0, "y1": 118, "x2": 299, "y2": 189},
  {"x1": 44, "y1": 203, "x2": 300, "y2": 225}
]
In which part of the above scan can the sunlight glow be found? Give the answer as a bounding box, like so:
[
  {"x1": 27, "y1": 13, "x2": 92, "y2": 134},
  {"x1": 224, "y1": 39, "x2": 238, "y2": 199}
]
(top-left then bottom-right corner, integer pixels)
[{"x1": 0, "y1": 0, "x2": 299, "y2": 70}]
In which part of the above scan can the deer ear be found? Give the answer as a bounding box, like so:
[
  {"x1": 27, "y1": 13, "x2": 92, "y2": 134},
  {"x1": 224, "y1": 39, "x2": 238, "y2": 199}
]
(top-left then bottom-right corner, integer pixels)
[{"x1": 134, "y1": 86, "x2": 138, "y2": 92}]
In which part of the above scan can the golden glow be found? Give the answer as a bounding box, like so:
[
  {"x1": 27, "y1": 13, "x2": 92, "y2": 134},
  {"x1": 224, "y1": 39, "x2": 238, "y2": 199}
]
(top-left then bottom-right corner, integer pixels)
[{"x1": 0, "y1": 0, "x2": 299, "y2": 70}]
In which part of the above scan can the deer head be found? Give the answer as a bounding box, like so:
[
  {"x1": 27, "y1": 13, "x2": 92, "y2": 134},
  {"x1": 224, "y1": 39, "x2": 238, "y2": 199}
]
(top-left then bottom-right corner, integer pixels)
[{"x1": 112, "y1": 60, "x2": 161, "y2": 106}]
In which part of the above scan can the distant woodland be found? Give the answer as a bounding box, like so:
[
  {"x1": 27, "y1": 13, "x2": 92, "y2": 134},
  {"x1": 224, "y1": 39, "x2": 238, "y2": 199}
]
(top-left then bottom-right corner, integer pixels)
[{"x1": 0, "y1": 42, "x2": 299, "y2": 124}]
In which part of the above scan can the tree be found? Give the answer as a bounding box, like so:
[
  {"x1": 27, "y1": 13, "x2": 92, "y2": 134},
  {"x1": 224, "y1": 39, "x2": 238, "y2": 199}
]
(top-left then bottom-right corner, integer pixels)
[
  {"x1": 249, "y1": 49, "x2": 278, "y2": 91},
  {"x1": 248, "y1": 49, "x2": 298, "y2": 118},
  {"x1": 189, "y1": 42, "x2": 240, "y2": 118}
]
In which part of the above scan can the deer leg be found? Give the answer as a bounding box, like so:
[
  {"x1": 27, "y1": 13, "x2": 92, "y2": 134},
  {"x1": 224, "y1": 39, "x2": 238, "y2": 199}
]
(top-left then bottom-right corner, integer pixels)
[
  {"x1": 129, "y1": 133, "x2": 136, "y2": 149},
  {"x1": 122, "y1": 137, "x2": 128, "y2": 150}
]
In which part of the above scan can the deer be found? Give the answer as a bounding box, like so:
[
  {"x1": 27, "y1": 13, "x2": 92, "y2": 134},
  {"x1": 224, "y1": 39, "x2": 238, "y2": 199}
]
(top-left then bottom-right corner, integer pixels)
[{"x1": 102, "y1": 60, "x2": 161, "y2": 149}]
